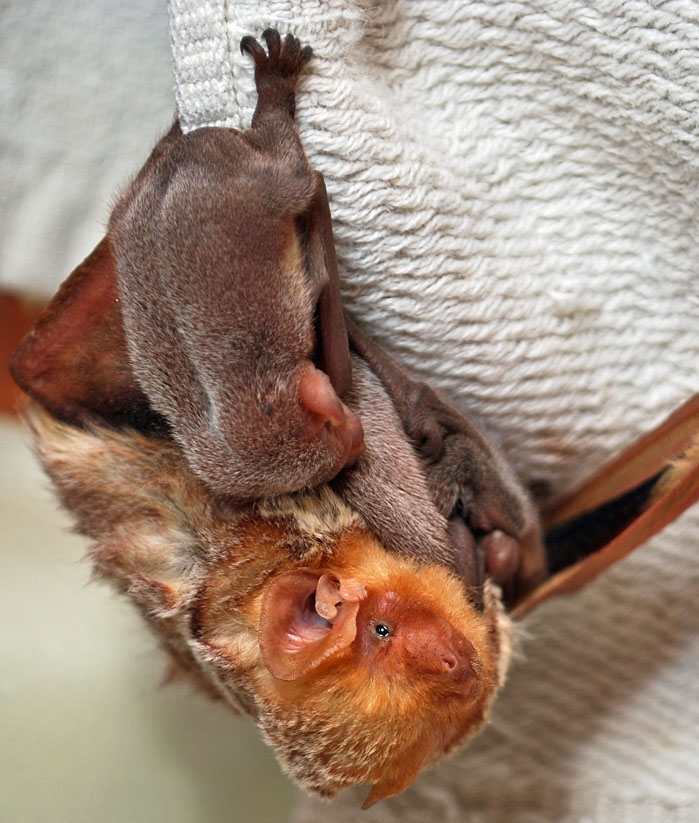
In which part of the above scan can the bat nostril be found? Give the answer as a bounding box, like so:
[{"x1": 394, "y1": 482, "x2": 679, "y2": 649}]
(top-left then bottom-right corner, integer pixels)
[{"x1": 442, "y1": 655, "x2": 457, "y2": 671}]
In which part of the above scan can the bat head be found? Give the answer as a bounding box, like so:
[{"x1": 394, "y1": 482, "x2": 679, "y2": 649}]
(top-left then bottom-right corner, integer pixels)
[{"x1": 199, "y1": 523, "x2": 510, "y2": 806}]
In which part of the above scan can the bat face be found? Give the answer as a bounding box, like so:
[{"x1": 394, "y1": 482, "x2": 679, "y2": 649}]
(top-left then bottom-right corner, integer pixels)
[
  {"x1": 195, "y1": 498, "x2": 509, "y2": 807},
  {"x1": 352, "y1": 592, "x2": 480, "y2": 696},
  {"x1": 27, "y1": 404, "x2": 510, "y2": 808}
]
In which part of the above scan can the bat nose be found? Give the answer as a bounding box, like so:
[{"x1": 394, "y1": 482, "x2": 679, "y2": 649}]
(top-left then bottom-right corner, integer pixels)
[
  {"x1": 441, "y1": 652, "x2": 458, "y2": 671},
  {"x1": 431, "y1": 646, "x2": 476, "y2": 686},
  {"x1": 414, "y1": 646, "x2": 478, "y2": 697},
  {"x1": 403, "y1": 616, "x2": 479, "y2": 697},
  {"x1": 442, "y1": 653, "x2": 478, "y2": 693}
]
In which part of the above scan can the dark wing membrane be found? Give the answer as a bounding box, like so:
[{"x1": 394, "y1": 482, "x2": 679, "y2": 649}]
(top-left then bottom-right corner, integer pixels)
[
  {"x1": 9, "y1": 236, "x2": 163, "y2": 431},
  {"x1": 512, "y1": 393, "x2": 699, "y2": 619}
]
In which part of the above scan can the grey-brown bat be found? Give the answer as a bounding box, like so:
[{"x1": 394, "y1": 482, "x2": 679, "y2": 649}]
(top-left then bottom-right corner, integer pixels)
[{"x1": 11, "y1": 30, "x2": 699, "y2": 807}]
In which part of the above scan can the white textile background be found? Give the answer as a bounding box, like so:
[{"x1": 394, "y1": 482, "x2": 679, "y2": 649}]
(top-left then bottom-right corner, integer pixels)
[
  {"x1": 0, "y1": 0, "x2": 173, "y2": 297},
  {"x1": 167, "y1": 2, "x2": 699, "y2": 822}
]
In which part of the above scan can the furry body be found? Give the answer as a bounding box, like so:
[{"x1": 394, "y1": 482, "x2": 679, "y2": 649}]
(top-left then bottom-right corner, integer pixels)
[
  {"x1": 9, "y1": 31, "x2": 541, "y2": 805},
  {"x1": 28, "y1": 404, "x2": 512, "y2": 804},
  {"x1": 9, "y1": 23, "x2": 699, "y2": 813}
]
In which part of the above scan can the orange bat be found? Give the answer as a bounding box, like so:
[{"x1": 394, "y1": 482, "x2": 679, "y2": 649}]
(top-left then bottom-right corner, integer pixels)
[
  {"x1": 10, "y1": 29, "x2": 699, "y2": 808},
  {"x1": 19, "y1": 392, "x2": 697, "y2": 807}
]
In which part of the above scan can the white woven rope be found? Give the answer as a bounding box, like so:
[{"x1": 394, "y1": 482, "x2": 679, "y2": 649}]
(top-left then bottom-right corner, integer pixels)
[{"x1": 168, "y1": 2, "x2": 699, "y2": 821}]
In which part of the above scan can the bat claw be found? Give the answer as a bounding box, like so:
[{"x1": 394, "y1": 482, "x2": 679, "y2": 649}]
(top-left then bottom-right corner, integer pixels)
[
  {"x1": 281, "y1": 32, "x2": 299, "y2": 65},
  {"x1": 241, "y1": 29, "x2": 313, "y2": 78},
  {"x1": 261, "y1": 28, "x2": 281, "y2": 62},
  {"x1": 240, "y1": 35, "x2": 263, "y2": 58},
  {"x1": 241, "y1": 29, "x2": 313, "y2": 120}
]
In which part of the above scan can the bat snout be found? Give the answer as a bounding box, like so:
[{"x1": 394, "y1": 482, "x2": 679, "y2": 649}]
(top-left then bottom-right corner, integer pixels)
[
  {"x1": 443, "y1": 654, "x2": 480, "y2": 697},
  {"x1": 402, "y1": 613, "x2": 480, "y2": 698},
  {"x1": 440, "y1": 650, "x2": 467, "y2": 678},
  {"x1": 419, "y1": 643, "x2": 478, "y2": 694}
]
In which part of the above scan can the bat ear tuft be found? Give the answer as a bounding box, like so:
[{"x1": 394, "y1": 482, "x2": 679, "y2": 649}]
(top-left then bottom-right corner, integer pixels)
[{"x1": 258, "y1": 569, "x2": 366, "y2": 681}]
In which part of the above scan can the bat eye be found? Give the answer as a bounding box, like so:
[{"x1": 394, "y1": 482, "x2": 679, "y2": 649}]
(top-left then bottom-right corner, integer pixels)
[{"x1": 374, "y1": 623, "x2": 391, "y2": 638}]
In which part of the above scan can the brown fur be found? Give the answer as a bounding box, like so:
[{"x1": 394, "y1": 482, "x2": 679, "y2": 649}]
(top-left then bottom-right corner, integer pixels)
[
  {"x1": 27, "y1": 402, "x2": 511, "y2": 804},
  {"x1": 9, "y1": 30, "x2": 541, "y2": 807}
]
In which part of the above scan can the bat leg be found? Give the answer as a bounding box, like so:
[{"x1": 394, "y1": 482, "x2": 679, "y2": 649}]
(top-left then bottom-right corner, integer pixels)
[
  {"x1": 241, "y1": 29, "x2": 312, "y2": 124},
  {"x1": 347, "y1": 316, "x2": 545, "y2": 595}
]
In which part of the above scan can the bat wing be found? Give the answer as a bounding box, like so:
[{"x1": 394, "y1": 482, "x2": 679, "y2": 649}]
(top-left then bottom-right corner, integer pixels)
[
  {"x1": 9, "y1": 236, "x2": 163, "y2": 431},
  {"x1": 511, "y1": 393, "x2": 699, "y2": 619},
  {"x1": 345, "y1": 313, "x2": 546, "y2": 597}
]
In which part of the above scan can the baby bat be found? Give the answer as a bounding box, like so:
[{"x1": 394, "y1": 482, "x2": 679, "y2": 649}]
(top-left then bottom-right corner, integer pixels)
[
  {"x1": 110, "y1": 35, "x2": 363, "y2": 502},
  {"x1": 11, "y1": 29, "x2": 544, "y2": 593},
  {"x1": 11, "y1": 29, "x2": 698, "y2": 807}
]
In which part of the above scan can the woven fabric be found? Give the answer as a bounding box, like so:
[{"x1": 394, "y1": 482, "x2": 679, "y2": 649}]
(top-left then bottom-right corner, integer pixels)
[
  {"x1": 0, "y1": 0, "x2": 173, "y2": 296},
  {"x1": 168, "y1": 1, "x2": 699, "y2": 820}
]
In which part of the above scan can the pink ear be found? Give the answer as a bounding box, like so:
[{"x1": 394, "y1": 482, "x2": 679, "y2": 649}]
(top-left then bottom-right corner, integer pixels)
[
  {"x1": 9, "y1": 236, "x2": 157, "y2": 429},
  {"x1": 258, "y1": 570, "x2": 366, "y2": 681}
]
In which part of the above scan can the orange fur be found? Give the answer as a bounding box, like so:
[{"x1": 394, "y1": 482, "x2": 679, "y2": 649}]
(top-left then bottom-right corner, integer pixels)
[{"x1": 26, "y1": 403, "x2": 512, "y2": 804}]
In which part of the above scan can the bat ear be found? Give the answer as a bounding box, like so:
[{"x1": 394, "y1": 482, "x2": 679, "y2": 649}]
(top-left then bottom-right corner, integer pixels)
[
  {"x1": 513, "y1": 393, "x2": 699, "y2": 618},
  {"x1": 10, "y1": 236, "x2": 161, "y2": 430},
  {"x1": 362, "y1": 734, "x2": 434, "y2": 809},
  {"x1": 258, "y1": 569, "x2": 367, "y2": 681}
]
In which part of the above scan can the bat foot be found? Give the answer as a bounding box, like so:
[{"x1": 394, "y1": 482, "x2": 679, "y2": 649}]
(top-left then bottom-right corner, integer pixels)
[{"x1": 241, "y1": 29, "x2": 313, "y2": 119}]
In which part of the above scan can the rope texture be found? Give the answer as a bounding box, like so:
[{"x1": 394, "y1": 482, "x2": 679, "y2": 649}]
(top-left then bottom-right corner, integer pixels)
[{"x1": 168, "y1": 1, "x2": 699, "y2": 820}]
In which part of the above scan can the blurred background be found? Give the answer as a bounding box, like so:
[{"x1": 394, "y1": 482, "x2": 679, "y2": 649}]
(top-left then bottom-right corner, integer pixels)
[{"x1": 1, "y1": 2, "x2": 295, "y2": 821}]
